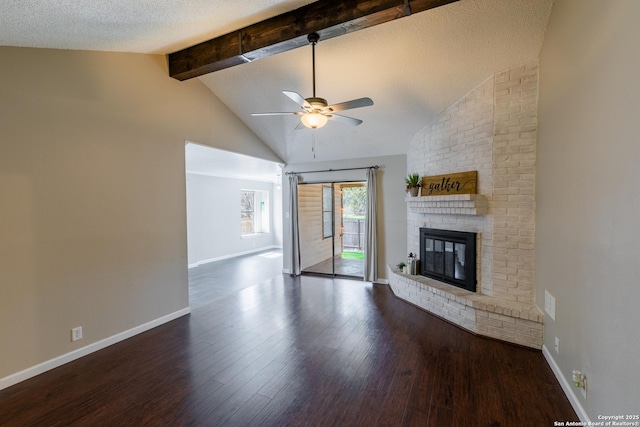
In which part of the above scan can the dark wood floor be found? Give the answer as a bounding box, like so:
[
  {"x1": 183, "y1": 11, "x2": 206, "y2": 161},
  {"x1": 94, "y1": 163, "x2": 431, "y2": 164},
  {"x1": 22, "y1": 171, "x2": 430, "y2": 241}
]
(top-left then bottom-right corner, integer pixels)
[{"x1": 0, "y1": 275, "x2": 577, "y2": 426}]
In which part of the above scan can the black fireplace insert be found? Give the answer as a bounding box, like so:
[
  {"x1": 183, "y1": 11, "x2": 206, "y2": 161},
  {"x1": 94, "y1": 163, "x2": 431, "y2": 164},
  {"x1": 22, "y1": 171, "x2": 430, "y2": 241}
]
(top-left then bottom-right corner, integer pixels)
[{"x1": 419, "y1": 228, "x2": 477, "y2": 292}]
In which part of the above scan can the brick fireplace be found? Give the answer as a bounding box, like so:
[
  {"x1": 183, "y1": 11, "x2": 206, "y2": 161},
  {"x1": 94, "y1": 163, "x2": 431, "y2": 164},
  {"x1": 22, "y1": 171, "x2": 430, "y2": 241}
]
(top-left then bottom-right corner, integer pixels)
[{"x1": 388, "y1": 61, "x2": 544, "y2": 349}]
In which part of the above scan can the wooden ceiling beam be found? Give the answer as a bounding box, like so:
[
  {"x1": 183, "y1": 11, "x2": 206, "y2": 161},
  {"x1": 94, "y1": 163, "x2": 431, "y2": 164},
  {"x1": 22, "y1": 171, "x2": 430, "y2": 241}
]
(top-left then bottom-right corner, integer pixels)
[{"x1": 168, "y1": 0, "x2": 458, "y2": 81}]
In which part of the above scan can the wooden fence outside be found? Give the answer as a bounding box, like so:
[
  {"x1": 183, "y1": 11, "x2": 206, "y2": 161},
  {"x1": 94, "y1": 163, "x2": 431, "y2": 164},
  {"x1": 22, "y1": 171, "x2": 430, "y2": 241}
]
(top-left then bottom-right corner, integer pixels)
[{"x1": 343, "y1": 219, "x2": 365, "y2": 251}]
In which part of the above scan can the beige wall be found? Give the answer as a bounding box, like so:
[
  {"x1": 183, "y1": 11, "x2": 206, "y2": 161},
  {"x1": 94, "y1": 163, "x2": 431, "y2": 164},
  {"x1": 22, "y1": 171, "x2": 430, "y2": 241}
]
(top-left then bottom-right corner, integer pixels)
[
  {"x1": 0, "y1": 46, "x2": 280, "y2": 381},
  {"x1": 537, "y1": 0, "x2": 640, "y2": 418}
]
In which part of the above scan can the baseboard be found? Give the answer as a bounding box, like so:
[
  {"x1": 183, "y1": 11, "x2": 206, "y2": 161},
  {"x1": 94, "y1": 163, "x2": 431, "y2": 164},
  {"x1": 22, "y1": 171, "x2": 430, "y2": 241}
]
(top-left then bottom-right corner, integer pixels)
[
  {"x1": 188, "y1": 246, "x2": 281, "y2": 269},
  {"x1": 542, "y1": 344, "x2": 590, "y2": 422},
  {"x1": 0, "y1": 307, "x2": 191, "y2": 391}
]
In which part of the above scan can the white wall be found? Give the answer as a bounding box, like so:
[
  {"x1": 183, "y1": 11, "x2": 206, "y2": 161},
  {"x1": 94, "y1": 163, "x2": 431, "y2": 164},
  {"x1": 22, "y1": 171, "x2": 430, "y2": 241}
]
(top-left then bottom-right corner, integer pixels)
[
  {"x1": 537, "y1": 0, "x2": 640, "y2": 419},
  {"x1": 282, "y1": 155, "x2": 407, "y2": 280},
  {"x1": 0, "y1": 46, "x2": 278, "y2": 385},
  {"x1": 186, "y1": 174, "x2": 281, "y2": 266}
]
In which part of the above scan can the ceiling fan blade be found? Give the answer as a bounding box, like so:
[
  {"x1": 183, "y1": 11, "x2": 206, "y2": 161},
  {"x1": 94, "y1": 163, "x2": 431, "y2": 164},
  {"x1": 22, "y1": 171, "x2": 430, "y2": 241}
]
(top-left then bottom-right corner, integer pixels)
[
  {"x1": 325, "y1": 97, "x2": 373, "y2": 112},
  {"x1": 283, "y1": 91, "x2": 311, "y2": 110},
  {"x1": 251, "y1": 112, "x2": 303, "y2": 116},
  {"x1": 327, "y1": 114, "x2": 363, "y2": 126},
  {"x1": 294, "y1": 121, "x2": 307, "y2": 131}
]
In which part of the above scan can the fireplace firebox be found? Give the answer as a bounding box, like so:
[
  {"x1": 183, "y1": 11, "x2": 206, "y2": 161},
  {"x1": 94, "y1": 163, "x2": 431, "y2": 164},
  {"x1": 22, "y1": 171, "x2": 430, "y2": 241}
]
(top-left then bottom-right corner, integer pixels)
[{"x1": 419, "y1": 228, "x2": 477, "y2": 292}]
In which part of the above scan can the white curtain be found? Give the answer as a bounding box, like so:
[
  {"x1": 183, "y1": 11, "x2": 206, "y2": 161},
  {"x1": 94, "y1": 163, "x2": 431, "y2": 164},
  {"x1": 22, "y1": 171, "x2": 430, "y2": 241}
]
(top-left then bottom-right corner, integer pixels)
[
  {"x1": 364, "y1": 168, "x2": 378, "y2": 282},
  {"x1": 288, "y1": 174, "x2": 301, "y2": 275}
]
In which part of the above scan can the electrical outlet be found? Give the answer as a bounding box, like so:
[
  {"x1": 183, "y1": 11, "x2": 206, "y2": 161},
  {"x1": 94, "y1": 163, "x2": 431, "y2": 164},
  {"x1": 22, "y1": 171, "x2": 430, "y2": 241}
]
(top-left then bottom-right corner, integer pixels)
[
  {"x1": 554, "y1": 337, "x2": 560, "y2": 354},
  {"x1": 545, "y1": 290, "x2": 556, "y2": 321},
  {"x1": 71, "y1": 326, "x2": 83, "y2": 342},
  {"x1": 572, "y1": 370, "x2": 588, "y2": 399}
]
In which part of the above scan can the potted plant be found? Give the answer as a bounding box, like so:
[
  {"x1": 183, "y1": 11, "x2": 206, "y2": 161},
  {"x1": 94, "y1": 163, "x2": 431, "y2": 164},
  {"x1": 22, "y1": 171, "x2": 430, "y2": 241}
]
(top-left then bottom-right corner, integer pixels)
[{"x1": 405, "y1": 173, "x2": 421, "y2": 197}]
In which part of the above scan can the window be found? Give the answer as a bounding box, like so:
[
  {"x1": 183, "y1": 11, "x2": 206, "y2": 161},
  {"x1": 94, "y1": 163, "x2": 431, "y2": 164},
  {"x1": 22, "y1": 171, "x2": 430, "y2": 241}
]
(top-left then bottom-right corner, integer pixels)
[
  {"x1": 241, "y1": 190, "x2": 269, "y2": 236},
  {"x1": 322, "y1": 185, "x2": 333, "y2": 239}
]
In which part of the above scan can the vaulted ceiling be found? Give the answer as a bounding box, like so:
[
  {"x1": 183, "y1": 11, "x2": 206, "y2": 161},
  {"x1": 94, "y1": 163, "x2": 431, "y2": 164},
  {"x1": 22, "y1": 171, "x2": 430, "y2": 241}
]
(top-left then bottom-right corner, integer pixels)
[{"x1": 0, "y1": 0, "x2": 554, "y2": 164}]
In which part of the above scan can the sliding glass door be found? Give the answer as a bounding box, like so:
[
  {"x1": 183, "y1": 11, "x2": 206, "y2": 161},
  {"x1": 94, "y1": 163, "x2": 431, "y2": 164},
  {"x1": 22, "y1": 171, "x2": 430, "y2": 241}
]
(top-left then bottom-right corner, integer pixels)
[{"x1": 298, "y1": 181, "x2": 366, "y2": 278}]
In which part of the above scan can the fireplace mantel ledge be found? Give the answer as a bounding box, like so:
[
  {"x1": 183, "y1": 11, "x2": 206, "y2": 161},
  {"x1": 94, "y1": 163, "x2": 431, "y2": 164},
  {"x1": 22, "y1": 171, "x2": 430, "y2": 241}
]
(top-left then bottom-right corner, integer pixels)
[
  {"x1": 387, "y1": 266, "x2": 544, "y2": 349},
  {"x1": 406, "y1": 194, "x2": 487, "y2": 215}
]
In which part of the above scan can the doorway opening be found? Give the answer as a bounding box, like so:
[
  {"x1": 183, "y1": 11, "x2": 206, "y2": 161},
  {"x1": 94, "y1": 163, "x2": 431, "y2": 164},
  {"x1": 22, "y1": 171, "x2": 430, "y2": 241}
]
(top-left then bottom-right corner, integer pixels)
[
  {"x1": 184, "y1": 142, "x2": 284, "y2": 308},
  {"x1": 298, "y1": 181, "x2": 366, "y2": 279}
]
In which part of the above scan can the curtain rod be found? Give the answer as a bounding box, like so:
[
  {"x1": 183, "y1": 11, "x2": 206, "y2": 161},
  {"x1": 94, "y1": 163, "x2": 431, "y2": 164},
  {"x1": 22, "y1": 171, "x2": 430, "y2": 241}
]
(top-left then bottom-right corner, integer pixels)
[{"x1": 285, "y1": 165, "x2": 379, "y2": 175}]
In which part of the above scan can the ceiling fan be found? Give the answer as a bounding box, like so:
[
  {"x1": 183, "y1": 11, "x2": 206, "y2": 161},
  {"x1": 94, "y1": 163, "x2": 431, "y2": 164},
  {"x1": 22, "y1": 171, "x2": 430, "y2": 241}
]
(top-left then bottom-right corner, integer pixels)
[{"x1": 251, "y1": 32, "x2": 374, "y2": 129}]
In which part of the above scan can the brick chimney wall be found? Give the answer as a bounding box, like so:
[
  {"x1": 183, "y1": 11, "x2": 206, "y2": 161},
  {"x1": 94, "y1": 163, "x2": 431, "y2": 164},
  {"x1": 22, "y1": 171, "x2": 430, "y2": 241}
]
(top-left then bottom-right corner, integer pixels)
[{"x1": 408, "y1": 61, "x2": 538, "y2": 303}]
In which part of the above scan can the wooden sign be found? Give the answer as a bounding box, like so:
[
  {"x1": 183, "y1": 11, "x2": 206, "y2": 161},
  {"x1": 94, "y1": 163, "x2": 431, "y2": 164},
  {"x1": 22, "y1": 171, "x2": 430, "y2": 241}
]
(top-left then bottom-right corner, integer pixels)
[{"x1": 421, "y1": 171, "x2": 477, "y2": 196}]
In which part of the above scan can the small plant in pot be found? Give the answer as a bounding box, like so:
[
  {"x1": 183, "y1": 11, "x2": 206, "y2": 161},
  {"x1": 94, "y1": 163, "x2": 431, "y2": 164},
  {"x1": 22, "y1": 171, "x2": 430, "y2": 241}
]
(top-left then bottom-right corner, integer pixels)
[{"x1": 405, "y1": 173, "x2": 421, "y2": 197}]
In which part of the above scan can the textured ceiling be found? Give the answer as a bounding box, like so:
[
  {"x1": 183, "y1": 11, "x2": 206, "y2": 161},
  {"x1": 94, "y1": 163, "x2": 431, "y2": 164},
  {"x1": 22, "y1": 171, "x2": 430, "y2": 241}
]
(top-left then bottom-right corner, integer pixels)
[
  {"x1": 0, "y1": 0, "x2": 554, "y2": 165},
  {"x1": 0, "y1": 0, "x2": 316, "y2": 54}
]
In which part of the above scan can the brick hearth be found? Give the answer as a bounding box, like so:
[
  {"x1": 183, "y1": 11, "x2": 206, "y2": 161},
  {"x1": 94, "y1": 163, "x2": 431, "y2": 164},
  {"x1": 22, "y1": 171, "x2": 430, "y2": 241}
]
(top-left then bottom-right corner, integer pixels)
[{"x1": 388, "y1": 266, "x2": 543, "y2": 348}]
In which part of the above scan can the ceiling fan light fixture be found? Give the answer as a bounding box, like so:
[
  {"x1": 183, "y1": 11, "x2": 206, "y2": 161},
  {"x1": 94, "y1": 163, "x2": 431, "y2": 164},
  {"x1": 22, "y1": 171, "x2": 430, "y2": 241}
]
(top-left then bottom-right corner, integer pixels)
[
  {"x1": 251, "y1": 32, "x2": 373, "y2": 129},
  {"x1": 301, "y1": 112, "x2": 328, "y2": 129}
]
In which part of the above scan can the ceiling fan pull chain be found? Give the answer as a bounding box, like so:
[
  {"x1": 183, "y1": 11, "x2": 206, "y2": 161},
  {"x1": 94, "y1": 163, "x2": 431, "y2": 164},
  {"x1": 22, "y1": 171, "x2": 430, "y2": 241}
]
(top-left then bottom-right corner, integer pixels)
[{"x1": 312, "y1": 132, "x2": 316, "y2": 159}]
